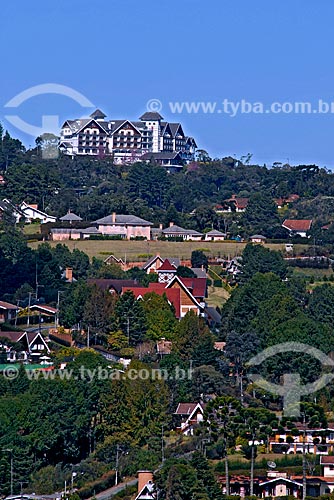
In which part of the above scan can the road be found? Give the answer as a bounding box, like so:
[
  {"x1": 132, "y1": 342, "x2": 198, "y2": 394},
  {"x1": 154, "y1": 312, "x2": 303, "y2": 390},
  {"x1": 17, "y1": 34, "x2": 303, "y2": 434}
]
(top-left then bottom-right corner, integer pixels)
[{"x1": 88, "y1": 478, "x2": 137, "y2": 500}]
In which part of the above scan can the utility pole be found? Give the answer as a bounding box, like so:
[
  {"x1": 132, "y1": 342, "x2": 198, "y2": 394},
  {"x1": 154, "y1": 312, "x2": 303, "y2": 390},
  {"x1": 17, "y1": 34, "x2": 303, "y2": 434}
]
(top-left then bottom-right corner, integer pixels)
[
  {"x1": 115, "y1": 444, "x2": 120, "y2": 485},
  {"x1": 161, "y1": 424, "x2": 165, "y2": 463},
  {"x1": 87, "y1": 326, "x2": 90, "y2": 348},
  {"x1": 302, "y1": 413, "x2": 307, "y2": 500},
  {"x1": 27, "y1": 292, "x2": 33, "y2": 327}
]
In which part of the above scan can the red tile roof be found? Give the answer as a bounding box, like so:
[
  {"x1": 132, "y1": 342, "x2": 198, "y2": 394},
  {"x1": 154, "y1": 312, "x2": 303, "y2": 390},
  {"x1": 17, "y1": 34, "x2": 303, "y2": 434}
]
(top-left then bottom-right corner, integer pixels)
[
  {"x1": 0, "y1": 301, "x2": 18, "y2": 310},
  {"x1": 320, "y1": 456, "x2": 334, "y2": 464},
  {"x1": 157, "y1": 259, "x2": 177, "y2": 272},
  {"x1": 283, "y1": 219, "x2": 312, "y2": 232},
  {"x1": 179, "y1": 277, "x2": 207, "y2": 299},
  {"x1": 122, "y1": 286, "x2": 181, "y2": 318}
]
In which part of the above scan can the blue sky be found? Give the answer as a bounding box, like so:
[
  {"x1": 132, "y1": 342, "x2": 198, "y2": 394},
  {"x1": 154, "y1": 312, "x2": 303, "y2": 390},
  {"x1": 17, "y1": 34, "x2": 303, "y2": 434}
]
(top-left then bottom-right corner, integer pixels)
[{"x1": 1, "y1": 0, "x2": 334, "y2": 167}]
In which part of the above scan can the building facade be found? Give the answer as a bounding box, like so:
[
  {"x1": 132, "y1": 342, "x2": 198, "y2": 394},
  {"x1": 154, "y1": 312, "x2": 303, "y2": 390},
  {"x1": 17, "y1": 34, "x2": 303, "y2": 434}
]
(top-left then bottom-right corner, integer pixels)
[{"x1": 59, "y1": 109, "x2": 197, "y2": 164}]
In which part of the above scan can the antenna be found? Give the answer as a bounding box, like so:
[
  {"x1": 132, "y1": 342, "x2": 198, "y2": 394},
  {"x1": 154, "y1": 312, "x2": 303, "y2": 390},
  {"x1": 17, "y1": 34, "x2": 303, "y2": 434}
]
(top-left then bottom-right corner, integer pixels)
[{"x1": 267, "y1": 461, "x2": 277, "y2": 469}]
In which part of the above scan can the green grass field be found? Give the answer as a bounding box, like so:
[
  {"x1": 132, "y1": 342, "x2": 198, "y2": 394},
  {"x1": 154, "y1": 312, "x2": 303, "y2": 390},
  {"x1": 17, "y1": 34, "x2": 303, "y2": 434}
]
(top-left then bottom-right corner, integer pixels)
[{"x1": 28, "y1": 239, "x2": 304, "y2": 262}]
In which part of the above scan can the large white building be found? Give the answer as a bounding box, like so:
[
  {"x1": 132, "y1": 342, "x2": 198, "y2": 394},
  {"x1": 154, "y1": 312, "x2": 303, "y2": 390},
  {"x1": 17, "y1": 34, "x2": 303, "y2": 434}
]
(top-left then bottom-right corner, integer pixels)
[{"x1": 59, "y1": 109, "x2": 197, "y2": 164}]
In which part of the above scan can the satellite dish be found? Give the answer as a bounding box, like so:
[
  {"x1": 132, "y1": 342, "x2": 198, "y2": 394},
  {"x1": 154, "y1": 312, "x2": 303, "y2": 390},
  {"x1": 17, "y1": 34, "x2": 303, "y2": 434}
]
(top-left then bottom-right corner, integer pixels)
[{"x1": 267, "y1": 461, "x2": 277, "y2": 469}]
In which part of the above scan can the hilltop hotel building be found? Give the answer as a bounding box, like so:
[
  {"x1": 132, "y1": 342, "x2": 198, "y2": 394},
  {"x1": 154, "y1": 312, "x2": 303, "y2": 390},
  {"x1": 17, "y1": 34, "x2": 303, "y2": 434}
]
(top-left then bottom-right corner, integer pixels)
[{"x1": 59, "y1": 109, "x2": 197, "y2": 165}]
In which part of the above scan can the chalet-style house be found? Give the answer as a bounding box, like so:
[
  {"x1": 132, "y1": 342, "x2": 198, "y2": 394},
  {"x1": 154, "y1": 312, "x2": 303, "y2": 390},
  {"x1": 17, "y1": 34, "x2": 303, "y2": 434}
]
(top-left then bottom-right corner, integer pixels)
[
  {"x1": 0, "y1": 331, "x2": 50, "y2": 362},
  {"x1": 275, "y1": 194, "x2": 300, "y2": 208},
  {"x1": 174, "y1": 402, "x2": 205, "y2": 435},
  {"x1": 94, "y1": 213, "x2": 153, "y2": 240},
  {"x1": 135, "y1": 471, "x2": 155, "y2": 500},
  {"x1": 215, "y1": 194, "x2": 249, "y2": 213},
  {"x1": 87, "y1": 278, "x2": 140, "y2": 294},
  {"x1": 59, "y1": 109, "x2": 197, "y2": 164},
  {"x1": 282, "y1": 219, "x2": 312, "y2": 238},
  {"x1": 123, "y1": 273, "x2": 207, "y2": 319},
  {"x1": 19, "y1": 202, "x2": 56, "y2": 223},
  {"x1": 0, "y1": 301, "x2": 20, "y2": 324},
  {"x1": 142, "y1": 255, "x2": 181, "y2": 274}
]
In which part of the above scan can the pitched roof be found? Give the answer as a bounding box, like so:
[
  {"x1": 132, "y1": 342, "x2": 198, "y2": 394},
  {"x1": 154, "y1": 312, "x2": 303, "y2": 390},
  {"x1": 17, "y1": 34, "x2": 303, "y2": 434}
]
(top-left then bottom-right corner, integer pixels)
[
  {"x1": 123, "y1": 285, "x2": 181, "y2": 318},
  {"x1": 0, "y1": 331, "x2": 25, "y2": 343},
  {"x1": 282, "y1": 219, "x2": 312, "y2": 232},
  {"x1": 157, "y1": 259, "x2": 178, "y2": 272},
  {"x1": 320, "y1": 456, "x2": 334, "y2": 464},
  {"x1": 178, "y1": 277, "x2": 207, "y2": 299},
  {"x1": 59, "y1": 212, "x2": 83, "y2": 222},
  {"x1": 141, "y1": 151, "x2": 182, "y2": 161},
  {"x1": 0, "y1": 301, "x2": 18, "y2": 310},
  {"x1": 162, "y1": 224, "x2": 203, "y2": 236},
  {"x1": 205, "y1": 229, "x2": 226, "y2": 236},
  {"x1": 140, "y1": 112, "x2": 164, "y2": 121},
  {"x1": 174, "y1": 402, "x2": 203, "y2": 415},
  {"x1": 90, "y1": 109, "x2": 107, "y2": 119},
  {"x1": 94, "y1": 214, "x2": 153, "y2": 226},
  {"x1": 250, "y1": 234, "x2": 266, "y2": 239},
  {"x1": 156, "y1": 339, "x2": 172, "y2": 355}
]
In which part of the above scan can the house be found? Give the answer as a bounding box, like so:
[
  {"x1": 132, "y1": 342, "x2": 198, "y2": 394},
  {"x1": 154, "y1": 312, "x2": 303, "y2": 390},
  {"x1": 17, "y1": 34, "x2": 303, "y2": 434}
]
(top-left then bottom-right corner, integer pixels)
[
  {"x1": 320, "y1": 456, "x2": 334, "y2": 492},
  {"x1": 142, "y1": 255, "x2": 180, "y2": 274},
  {"x1": 20, "y1": 201, "x2": 57, "y2": 224},
  {"x1": 94, "y1": 212, "x2": 153, "y2": 240},
  {"x1": 270, "y1": 423, "x2": 334, "y2": 455},
  {"x1": 50, "y1": 228, "x2": 82, "y2": 241},
  {"x1": 216, "y1": 195, "x2": 249, "y2": 213},
  {"x1": 59, "y1": 109, "x2": 197, "y2": 164},
  {"x1": 0, "y1": 331, "x2": 49, "y2": 360},
  {"x1": 135, "y1": 471, "x2": 155, "y2": 500},
  {"x1": 204, "y1": 229, "x2": 226, "y2": 241},
  {"x1": 275, "y1": 194, "x2": 300, "y2": 208},
  {"x1": 162, "y1": 223, "x2": 203, "y2": 241},
  {"x1": 156, "y1": 338, "x2": 172, "y2": 357},
  {"x1": 140, "y1": 151, "x2": 184, "y2": 167},
  {"x1": 157, "y1": 259, "x2": 178, "y2": 284},
  {"x1": 59, "y1": 211, "x2": 83, "y2": 223},
  {"x1": 0, "y1": 198, "x2": 25, "y2": 223},
  {"x1": 123, "y1": 275, "x2": 207, "y2": 319},
  {"x1": 250, "y1": 234, "x2": 267, "y2": 243},
  {"x1": 0, "y1": 301, "x2": 20, "y2": 324},
  {"x1": 174, "y1": 402, "x2": 205, "y2": 435},
  {"x1": 282, "y1": 219, "x2": 312, "y2": 238},
  {"x1": 122, "y1": 284, "x2": 182, "y2": 319}
]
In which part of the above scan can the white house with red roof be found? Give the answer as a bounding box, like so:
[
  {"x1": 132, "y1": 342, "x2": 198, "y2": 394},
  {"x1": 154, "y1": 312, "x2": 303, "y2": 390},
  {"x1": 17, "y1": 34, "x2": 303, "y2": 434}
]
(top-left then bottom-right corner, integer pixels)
[
  {"x1": 282, "y1": 219, "x2": 312, "y2": 237},
  {"x1": 174, "y1": 402, "x2": 205, "y2": 435},
  {"x1": 0, "y1": 301, "x2": 20, "y2": 324}
]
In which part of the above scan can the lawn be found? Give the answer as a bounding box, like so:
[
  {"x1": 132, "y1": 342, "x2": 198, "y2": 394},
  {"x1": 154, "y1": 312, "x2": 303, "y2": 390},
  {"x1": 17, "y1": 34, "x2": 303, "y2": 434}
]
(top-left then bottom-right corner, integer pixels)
[{"x1": 28, "y1": 239, "x2": 294, "y2": 262}]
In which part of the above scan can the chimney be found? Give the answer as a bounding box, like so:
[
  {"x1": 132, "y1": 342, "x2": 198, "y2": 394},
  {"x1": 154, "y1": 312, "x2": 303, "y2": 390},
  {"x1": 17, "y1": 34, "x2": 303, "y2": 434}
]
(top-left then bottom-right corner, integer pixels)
[
  {"x1": 137, "y1": 471, "x2": 153, "y2": 494},
  {"x1": 65, "y1": 267, "x2": 73, "y2": 282},
  {"x1": 169, "y1": 221, "x2": 174, "y2": 227},
  {"x1": 112, "y1": 212, "x2": 116, "y2": 224},
  {"x1": 159, "y1": 223, "x2": 163, "y2": 230}
]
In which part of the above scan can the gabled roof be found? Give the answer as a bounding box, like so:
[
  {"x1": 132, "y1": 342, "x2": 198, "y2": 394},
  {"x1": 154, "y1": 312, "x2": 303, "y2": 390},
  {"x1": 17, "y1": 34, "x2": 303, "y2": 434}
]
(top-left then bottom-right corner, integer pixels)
[
  {"x1": 111, "y1": 119, "x2": 142, "y2": 135},
  {"x1": 205, "y1": 229, "x2": 226, "y2": 236},
  {"x1": 0, "y1": 331, "x2": 26, "y2": 343},
  {"x1": 90, "y1": 109, "x2": 107, "y2": 119},
  {"x1": 174, "y1": 402, "x2": 204, "y2": 416},
  {"x1": 123, "y1": 285, "x2": 181, "y2": 318},
  {"x1": 20, "y1": 202, "x2": 56, "y2": 220},
  {"x1": 140, "y1": 112, "x2": 164, "y2": 121},
  {"x1": 166, "y1": 275, "x2": 204, "y2": 310},
  {"x1": 94, "y1": 214, "x2": 153, "y2": 226},
  {"x1": 162, "y1": 224, "x2": 203, "y2": 236},
  {"x1": 169, "y1": 123, "x2": 185, "y2": 138},
  {"x1": 282, "y1": 219, "x2": 312, "y2": 232},
  {"x1": 135, "y1": 481, "x2": 155, "y2": 500},
  {"x1": 142, "y1": 255, "x2": 164, "y2": 270},
  {"x1": 141, "y1": 151, "x2": 182, "y2": 161},
  {"x1": 250, "y1": 234, "x2": 266, "y2": 240},
  {"x1": 29, "y1": 304, "x2": 57, "y2": 314},
  {"x1": 321, "y1": 456, "x2": 334, "y2": 464},
  {"x1": 59, "y1": 211, "x2": 83, "y2": 222},
  {"x1": 178, "y1": 277, "x2": 207, "y2": 299},
  {"x1": 157, "y1": 259, "x2": 178, "y2": 272},
  {"x1": 0, "y1": 301, "x2": 19, "y2": 310}
]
